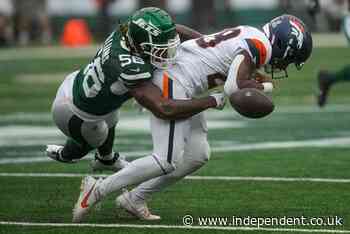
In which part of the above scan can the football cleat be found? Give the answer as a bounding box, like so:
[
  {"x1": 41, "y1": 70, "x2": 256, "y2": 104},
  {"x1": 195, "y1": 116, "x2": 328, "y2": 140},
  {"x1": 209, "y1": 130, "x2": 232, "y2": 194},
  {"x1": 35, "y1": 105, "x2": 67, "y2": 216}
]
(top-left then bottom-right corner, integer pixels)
[
  {"x1": 317, "y1": 70, "x2": 334, "y2": 107},
  {"x1": 72, "y1": 176, "x2": 102, "y2": 223},
  {"x1": 116, "y1": 189, "x2": 161, "y2": 221},
  {"x1": 46, "y1": 145, "x2": 76, "y2": 163},
  {"x1": 90, "y1": 152, "x2": 129, "y2": 172}
]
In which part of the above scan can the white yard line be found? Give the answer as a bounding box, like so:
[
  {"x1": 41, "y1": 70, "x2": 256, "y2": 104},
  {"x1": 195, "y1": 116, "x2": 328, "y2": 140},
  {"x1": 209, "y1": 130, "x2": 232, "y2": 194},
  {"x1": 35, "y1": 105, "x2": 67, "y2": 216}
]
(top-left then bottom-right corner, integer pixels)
[
  {"x1": 1, "y1": 136, "x2": 350, "y2": 165},
  {"x1": 0, "y1": 172, "x2": 350, "y2": 183},
  {"x1": 0, "y1": 221, "x2": 348, "y2": 233},
  {"x1": 274, "y1": 105, "x2": 350, "y2": 114},
  {"x1": 1, "y1": 104, "x2": 350, "y2": 124},
  {"x1": 187, "y1": 176, "x2": 350, "y2": 183},
  {"x1": 0, "y1": 120, "x2": 245, "y2": 146},
  {"x1": 213, "y1": 137, "x2": 350, "y2": 152},
  {"x1": 0, "y1": 46, "x2": 98, "y2": 61}
]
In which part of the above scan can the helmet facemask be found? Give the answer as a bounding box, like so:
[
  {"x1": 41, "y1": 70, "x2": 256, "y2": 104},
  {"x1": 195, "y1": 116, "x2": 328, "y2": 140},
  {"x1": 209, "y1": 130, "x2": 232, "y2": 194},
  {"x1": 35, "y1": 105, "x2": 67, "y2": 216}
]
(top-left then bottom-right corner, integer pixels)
[
  {"x1": 141, "y1": 34, "x2": 180, "y2": 69},
  {"x1": 265, "y1": 61, "x2": 289, "y2": 79},
  {"x1": 125, "y1": 7, "x2": 180, "y2": 69}
]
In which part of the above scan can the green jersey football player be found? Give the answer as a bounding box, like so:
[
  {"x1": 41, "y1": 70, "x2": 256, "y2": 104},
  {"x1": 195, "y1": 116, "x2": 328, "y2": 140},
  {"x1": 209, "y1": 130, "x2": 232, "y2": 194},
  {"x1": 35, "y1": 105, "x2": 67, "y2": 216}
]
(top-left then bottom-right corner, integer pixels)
[
  {"x1": 307, "y1": 0, "x2": 350, "y2": 106},
  {"x1": 46, "y1": 7, "x2": 225, "y2": 169}
]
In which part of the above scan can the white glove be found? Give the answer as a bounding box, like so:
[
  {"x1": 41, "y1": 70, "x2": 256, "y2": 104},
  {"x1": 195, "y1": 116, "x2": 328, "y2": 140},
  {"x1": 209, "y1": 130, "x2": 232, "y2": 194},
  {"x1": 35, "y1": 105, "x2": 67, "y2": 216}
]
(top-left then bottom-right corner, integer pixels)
[{"x1": 209, "y1": 92, "x2": 226, "y2": 110}]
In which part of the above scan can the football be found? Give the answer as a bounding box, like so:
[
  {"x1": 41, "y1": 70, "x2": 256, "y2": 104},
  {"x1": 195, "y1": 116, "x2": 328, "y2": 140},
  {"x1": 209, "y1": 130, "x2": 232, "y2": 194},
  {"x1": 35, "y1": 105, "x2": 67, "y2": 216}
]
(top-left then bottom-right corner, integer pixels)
[{"x1": 229, "y1": 88, "x2": 275, "y2": 118}]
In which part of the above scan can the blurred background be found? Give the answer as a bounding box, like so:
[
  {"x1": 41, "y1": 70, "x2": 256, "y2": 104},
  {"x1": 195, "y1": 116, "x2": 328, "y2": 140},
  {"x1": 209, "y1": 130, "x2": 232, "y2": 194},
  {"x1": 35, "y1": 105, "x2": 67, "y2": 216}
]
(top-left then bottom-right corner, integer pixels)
[{"x1": 0, "y1": 0, "x2": 348, "y2": 47}]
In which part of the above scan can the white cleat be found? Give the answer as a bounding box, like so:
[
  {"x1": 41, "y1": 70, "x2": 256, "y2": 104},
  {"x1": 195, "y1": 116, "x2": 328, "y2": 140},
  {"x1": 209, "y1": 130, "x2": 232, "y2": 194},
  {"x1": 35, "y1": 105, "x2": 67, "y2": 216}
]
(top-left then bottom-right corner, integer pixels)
[
  {"x1": 90, "y1": 152, "x2": 129, "y2": 172},
  {"x1": 116, "y1": 190, "x2": 161, "y2": 221},
  {"x1": 72, "y1": 176, "x2": 102, "y2": 223},
  {"x1": 46, "y1": 144, "x2": 76, "y2": 163}
]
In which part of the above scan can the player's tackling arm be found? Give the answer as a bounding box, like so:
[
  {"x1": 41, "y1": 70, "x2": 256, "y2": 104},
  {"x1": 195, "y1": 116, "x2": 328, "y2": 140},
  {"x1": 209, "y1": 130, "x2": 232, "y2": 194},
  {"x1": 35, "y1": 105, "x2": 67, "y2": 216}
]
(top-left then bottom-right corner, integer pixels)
[
  {"x1": 176, "y1": 24, "x2": 203, "y2": 42},
  {"x1": 130, "y1": 82, "x2": 217, "y2": 120}
]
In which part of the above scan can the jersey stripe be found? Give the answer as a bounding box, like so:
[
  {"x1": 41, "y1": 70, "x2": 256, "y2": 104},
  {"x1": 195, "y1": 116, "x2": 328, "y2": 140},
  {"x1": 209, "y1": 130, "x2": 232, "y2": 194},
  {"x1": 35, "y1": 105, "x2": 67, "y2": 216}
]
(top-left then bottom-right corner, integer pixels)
[
  {"x1": 167, "y1": 119, "x2": 175, "y2": 164},
  {"x1": 162, "y1": 71, "x2": 175, "y2": 164},
  {"x1": 162, "y1": 72, "x2": 170, "y2": 98},
  {"x1": 120, "y1": 77, "x2": 150, "y2": 88},
  {"x1": 120, "y1": 72, "x2": 151, "y2": 81},
  {"x1": 245, "y1": 38, "x2": 267, "y2": 66}
]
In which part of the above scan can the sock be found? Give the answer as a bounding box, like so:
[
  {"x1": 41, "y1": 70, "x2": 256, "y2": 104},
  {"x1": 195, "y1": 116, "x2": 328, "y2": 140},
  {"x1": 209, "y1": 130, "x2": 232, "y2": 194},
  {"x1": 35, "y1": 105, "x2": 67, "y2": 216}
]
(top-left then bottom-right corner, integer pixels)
[
  {"x1": 96, "y1": 155, "x2": 170, "y2": 198},
  {"x1": 333, "y1": 65, "x2": 350, "y2": 82},
  {"x1": 97, "y1": 126, "x2": 115, "y2": 159},
  {"x1": 61, "y1": 138, "x2": 92, "y2": 160}
]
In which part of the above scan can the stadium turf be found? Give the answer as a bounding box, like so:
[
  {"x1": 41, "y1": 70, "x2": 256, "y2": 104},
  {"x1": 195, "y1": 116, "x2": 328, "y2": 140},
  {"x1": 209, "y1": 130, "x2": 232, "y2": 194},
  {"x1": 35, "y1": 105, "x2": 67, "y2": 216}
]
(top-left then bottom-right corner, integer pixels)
[{"x1": 1, "y1": 46, "x2": 350, "y2": 233}]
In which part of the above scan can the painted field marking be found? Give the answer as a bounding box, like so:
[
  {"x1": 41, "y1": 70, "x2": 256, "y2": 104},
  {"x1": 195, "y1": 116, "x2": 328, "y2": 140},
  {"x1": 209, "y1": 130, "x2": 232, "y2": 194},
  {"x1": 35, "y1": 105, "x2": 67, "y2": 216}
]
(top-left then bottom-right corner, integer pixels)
[
  {"x1": 1, "y1": 172, "x2": 350, "y2": 184},
  {"x1": 0, "y1": 221, "x2": 349, "y2": 233},
  {"x1": 15, "y1": 73, "x2": 67, "y2": 84},
  {"x1": 0, "y1": 46, "x2": 98, "y2": 61},
  {"x1": 1, "y1": 136, "x2": 350, "y2": 165},
  {"x1": 1, "y1": 104, "x2": 350, "y2": 123}
]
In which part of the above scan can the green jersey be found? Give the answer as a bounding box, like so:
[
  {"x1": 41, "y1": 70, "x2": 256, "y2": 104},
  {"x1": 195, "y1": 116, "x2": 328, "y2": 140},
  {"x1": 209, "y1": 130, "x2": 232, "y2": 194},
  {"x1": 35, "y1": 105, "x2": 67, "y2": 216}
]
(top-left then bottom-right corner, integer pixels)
[{"x1": 72, "y1": 30, "x2": 153, "y2": 115}]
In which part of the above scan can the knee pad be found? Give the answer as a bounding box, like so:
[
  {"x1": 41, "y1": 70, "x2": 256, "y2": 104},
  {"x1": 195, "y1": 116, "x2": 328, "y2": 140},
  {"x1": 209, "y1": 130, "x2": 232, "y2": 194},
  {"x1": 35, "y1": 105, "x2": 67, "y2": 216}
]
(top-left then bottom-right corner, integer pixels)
[{"x1": 81, "y1": 121, "x2": 108, "y2": 148}]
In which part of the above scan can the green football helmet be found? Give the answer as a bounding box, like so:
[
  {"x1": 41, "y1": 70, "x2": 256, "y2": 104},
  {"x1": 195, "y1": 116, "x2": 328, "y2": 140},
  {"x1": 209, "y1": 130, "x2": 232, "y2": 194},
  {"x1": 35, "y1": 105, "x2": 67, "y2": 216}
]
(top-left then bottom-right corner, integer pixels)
[{"x1": 125, "y1": 7, "x2": 180, "y2": 69}]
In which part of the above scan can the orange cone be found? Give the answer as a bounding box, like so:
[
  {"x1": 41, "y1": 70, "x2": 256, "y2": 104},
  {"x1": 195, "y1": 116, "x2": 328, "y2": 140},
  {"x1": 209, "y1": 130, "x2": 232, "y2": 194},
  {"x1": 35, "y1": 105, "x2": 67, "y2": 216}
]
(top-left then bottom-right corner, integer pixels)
[{"x1": 60, "y1": 19, "x2": 92, "y2": 47}]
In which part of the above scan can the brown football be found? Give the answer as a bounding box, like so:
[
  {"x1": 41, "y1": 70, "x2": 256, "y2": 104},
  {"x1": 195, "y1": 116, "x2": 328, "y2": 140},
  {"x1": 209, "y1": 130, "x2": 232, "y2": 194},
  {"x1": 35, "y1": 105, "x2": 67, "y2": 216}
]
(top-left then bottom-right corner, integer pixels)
[{"x1": 229, "y1": 88, "x2": 275, "y2": 118}]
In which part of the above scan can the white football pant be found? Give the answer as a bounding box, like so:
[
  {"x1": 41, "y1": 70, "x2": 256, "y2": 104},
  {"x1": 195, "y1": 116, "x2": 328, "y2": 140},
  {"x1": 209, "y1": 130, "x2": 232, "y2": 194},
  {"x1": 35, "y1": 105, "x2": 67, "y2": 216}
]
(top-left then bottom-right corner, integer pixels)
[
  {"x1": 52, "y1": 71, "x2": 119, "y2": 148},
  {"x1": 96, "y1": 71, "x2": 210, "y2": 201},
  {"x1": 129, "y1": 113, "x2": 210, "y2": 201}
]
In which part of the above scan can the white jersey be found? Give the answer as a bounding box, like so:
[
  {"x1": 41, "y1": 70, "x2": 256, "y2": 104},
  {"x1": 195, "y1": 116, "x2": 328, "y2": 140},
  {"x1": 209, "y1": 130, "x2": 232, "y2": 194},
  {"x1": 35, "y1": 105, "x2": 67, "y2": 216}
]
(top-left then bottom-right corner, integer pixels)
[{"x1": 158, "y1": 26, "x2": 272, "y2": 97}]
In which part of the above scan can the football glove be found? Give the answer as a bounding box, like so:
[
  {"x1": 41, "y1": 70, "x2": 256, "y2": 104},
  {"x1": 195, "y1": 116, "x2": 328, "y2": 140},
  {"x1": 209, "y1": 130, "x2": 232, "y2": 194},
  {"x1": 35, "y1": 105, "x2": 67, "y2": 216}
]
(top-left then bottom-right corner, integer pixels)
[{"x1": 209, "y1": 92, "x2": 226, "y2": 110}]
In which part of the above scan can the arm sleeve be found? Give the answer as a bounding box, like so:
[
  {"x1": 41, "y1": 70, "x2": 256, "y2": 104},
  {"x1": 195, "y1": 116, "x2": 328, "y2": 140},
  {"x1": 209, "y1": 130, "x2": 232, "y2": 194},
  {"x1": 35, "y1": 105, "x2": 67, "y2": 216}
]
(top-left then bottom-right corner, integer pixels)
[
  {"x1": 224, "y1": 54, "x2": 245, "y2": 96},
  {"x1": 119, "y1": 64, "x2": 153, "y2": 88}
]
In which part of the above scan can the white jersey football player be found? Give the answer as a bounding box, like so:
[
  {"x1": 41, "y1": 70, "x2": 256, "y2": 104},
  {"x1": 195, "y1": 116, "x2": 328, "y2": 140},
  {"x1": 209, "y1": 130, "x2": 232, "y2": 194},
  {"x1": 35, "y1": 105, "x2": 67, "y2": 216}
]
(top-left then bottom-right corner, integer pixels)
[{"x1": 72, "y1": 15, "x2": 313, "y2": 222}]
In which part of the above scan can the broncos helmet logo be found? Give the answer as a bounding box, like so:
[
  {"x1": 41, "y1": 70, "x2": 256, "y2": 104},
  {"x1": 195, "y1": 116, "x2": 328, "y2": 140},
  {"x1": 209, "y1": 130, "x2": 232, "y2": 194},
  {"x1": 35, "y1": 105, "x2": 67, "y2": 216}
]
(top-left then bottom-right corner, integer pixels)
[
  {"x1": 263, "y1": 14, "x2": 313, "y2": 79},
  {"x1": 289, "y1": 17, "x2": 305, "y2": 50}
]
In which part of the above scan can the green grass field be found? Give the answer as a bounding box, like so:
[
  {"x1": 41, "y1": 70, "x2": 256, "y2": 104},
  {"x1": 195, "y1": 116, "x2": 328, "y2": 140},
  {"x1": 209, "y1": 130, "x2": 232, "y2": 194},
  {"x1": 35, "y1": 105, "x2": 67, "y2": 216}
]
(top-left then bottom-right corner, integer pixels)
[{"x1": 1, "y1": 45, "x2": 350, "y2": 234}]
